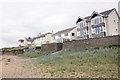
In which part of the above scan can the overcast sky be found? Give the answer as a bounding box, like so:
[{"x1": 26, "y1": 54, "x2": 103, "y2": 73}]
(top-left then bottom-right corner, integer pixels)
[{"x1": 0, "y1": 0, "x2": 119, "y2": 48}]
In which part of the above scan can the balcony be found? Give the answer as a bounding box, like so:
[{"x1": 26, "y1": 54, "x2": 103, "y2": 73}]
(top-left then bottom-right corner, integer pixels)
[
  {"x1": 78, "y1": 34, "x2": 89, "y2": 39},
  {"x1": 91, "y1": 22, "x2": 105, "y2": 28},
  {"x1": 91, "y1": 32, "x2": 106, "y2": 38},
  {"x1": 77, "y1": 26, "x2": 88, "y2": 31}
]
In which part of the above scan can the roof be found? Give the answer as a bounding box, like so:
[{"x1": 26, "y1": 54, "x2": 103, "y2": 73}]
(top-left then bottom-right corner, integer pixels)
[
  {"x1": 84, "y1": 16, "x2": 91, "y2": 19},
  {"x1": 53, "y1": 27, "x2": 76, "y2": 36},
  {"x1": 25, "y1": 37, "x2": 34, "y2": 42},
  {"x1": 100, "y1": 8, "x2": 115, "y2": 16},
  {"x1": 33, "y1": 32, "x2": 52, "y2": 39},
  {"x1": 76, "y1": 8, "x2": 116, "y2": 23}
]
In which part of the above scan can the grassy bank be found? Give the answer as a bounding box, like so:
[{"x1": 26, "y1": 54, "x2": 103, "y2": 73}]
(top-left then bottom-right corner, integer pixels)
[{"x1": 18, "y1": 46, "x2": 118, "y2": 78}]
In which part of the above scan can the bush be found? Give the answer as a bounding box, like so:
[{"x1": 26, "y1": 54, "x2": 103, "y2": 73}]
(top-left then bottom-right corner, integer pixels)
[{"x1": 35, "y1": 46, "x2": 41, "y2": 50}]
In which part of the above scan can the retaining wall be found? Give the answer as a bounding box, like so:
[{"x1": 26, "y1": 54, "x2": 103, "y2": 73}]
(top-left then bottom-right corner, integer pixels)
[
  {"x1": 2, "y1": 49, "x2": 24, "y2": 55},
  {"x1": 63, "y1": 35, "x2": 120, "y2": 51},
  {"x1": 41, "y1": 43, "x2": 63, "y2": 53}
]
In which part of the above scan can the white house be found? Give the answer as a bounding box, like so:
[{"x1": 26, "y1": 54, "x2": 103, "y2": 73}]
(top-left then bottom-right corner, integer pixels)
[
  {"x1": 76, "y1": 8, "x2": 120, "y2": 39},
  {"x1": 24, "y1": 37, "x2": 34, "y2": 46},
  {"x1": 18, "y1": 39, "x2": 25, "y2": 47},
  {"x1": 33, "y1": 33, "x2": 52, "y2": 46},
  {"x1": 52, "y1": 27, "x2": 78, "y2": 43}
]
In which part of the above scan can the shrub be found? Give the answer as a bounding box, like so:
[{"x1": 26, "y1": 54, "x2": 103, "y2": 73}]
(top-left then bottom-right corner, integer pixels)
[{"x1": 35, "y1": 46, "x2": 41, "y2": 50}]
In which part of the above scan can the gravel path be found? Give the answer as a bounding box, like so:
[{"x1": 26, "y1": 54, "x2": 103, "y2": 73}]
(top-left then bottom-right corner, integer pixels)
[
  {"x1": 1, "y1": 55, "x2": 40, "y2": 78},
  {"x1": 1, "y1": 55, "x2": 90, "y2": 78},
  {"x1": 1, "y1": 55, "x2": 55, "y2": 78}
]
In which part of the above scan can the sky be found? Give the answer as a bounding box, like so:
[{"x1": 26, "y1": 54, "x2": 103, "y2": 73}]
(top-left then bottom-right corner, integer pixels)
[{"x1": 0, "y1": 0, "x2": 119, "y2": 48}]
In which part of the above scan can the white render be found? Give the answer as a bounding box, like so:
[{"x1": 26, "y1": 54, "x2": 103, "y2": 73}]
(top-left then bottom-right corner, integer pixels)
[
  {"x1": 52, "y1": 27, "x2": 78, "y2": 43},
  {"x1": 33, "y1": 33, "x2": 52, "y2": 46},
  {"x1": 105, "y1": 9, "x2": 119, "y2": 36},
  {"x1": 76, "y1": 8, "x2": 120, "y2": 39}
]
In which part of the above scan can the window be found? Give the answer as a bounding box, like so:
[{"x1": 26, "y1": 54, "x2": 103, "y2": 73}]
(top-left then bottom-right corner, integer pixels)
[
  {"x1": 53, "y1": 36, "x2": 55, "y2": 40},
  {"x1": 80, "y1": 21, "x2": 86, "y2": 28},
  {"x1": 92, "y1": 17, "x2": 103, "y2": 25},
  {"x1": 65, "y1": 33, "x2": 68, "y2": 36},
  {"x1": 59, "y1": 34, "x2": 61, "y2": 37},
  {"x1": 42, "y1": 37, "x2": 43, "y2": 40},
  {"x1": 80, "y1": 30, "x2": 87, "y2": 36},
  {"x1": 100, "y1": 17, "x2": 103, "y2": 23},
  {"x1": 91, "y1": 26, "x2": 105, "y2": 34},
  {"x1": 72, "y1": 33, "x2": 75, "y2": 36},
  {"x1": 114, "y1": 20, "x2": 116, "y2": 24},
  {"x1": 95, "y1": 27, "x2": 100, "y2": 33},
  {"x1": 91, "y1": 28, "x2": 95, "y2": 33}
]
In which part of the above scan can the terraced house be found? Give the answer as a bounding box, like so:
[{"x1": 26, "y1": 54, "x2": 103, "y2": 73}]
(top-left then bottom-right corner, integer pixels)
[
  {"x1": 52, "y1": 27, "x2": 78, "y2": 43},
  {"x1": 76, "y1": 8, "x2": 120, "y2": 39},
  {"x1": 33, "y1": 33, "x2": 52, "y2": 46}
]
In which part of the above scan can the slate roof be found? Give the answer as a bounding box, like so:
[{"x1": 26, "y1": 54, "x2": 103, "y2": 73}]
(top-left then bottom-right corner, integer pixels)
[
  {"x1": 100, "y1": 8, "x2": 115, "y2": 16},
  {"x1": 33, "y1": 33, "x2": 52, "y2": 40},
  {"x1": 53, "y1": 27, "x2": 76, "y2": 36},
  {"x1": 76, "y1": 8, "x2": 115, "y2": 23},
  {"x1": 84, "y1": 16, "x2": 91, "y2": 19},
  {"x1": 25, "y1": 37, "x2": 34, "y2": 42}
]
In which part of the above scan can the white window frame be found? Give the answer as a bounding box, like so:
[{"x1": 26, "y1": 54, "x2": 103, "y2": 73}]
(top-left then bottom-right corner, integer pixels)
[
  {"x1": 64, "y1": 33, "x2": 68, "y2": 36},
  {"x1": 91, "y1": 28, "x2": 95, "y2": 33},
  {"x1": 80, "y1": 21, "x2": 87, "y2": 28},
  {"x1": 92, "y1": 26, "x2": 105, "y2": 34},
  {"x1": 91, "y1": 16, "x2": 103, "y2": 25},
  {"x1": 80, "y1": 30, "x2": 87, "y2": 36}
]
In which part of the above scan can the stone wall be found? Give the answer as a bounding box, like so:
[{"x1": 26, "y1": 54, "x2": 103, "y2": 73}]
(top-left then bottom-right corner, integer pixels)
[
  {"x1": 2, "y1": 49, "x2": 24, "y2": 55},
  {"x1": 63, "y1": 35, "x2": 120, "y2": 51},
  {"x1": 41, "y1": 43, "x2": 63, "y2": 53}
]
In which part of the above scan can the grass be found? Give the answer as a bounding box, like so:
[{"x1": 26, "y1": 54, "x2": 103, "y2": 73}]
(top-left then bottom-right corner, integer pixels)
[
  {"x1": 0, "y1": 46, "x2": 29, "y2": 52},
  {"x1": 18, "y1": 46, "x2": 119, "y2": 78}
]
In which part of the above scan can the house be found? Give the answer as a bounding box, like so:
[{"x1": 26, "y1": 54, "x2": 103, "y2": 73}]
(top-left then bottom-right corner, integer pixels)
[
  {"x1": 76, "y1": 8, "x2": 120, "y2": 39},
  {"x1": 18, "y1": 39, "x2": 25, "y2": 47},
  {"x1": 52, "y1": 27, "x2": 78, "y2": 43},
  {"x1": 33, "y1": 33, "x2": 52, "y2": 46},
  {"x1": 24, "y1": 37, "x2": 34, "y2": 46}
]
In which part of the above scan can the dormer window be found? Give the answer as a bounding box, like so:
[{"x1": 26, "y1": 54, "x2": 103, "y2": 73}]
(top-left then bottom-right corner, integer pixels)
[
  {"x1": 91, "y1": 16, "x2": 103, "y2": 25},
  {"x1": 80, "y1": 21, "x2": 86, "y2": 28}
]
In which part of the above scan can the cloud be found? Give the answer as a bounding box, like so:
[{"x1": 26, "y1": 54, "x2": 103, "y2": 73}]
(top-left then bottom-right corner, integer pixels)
[{"x1": 0, "y1": 0, "x2": 119, "y2": 48}]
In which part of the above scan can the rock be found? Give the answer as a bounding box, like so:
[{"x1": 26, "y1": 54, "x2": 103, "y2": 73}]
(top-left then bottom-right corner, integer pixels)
[{"x1": 7, "y1": 59, "x2": 11, "y2": 62}]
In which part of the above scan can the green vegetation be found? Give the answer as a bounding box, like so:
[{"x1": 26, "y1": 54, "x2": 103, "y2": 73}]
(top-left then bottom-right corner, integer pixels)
[
  {"x1": 18, "y1": 46, "x2": 119, "y2": 78},
  {"x1": 35, "y1": 46, "x2": 41, "y2": 50},
  {"x1": 0, "y1": 46, "x2": 29, "y2": 52},
  {"x1": 19, "y1": 52, "x2": 49, "y2": 58}
]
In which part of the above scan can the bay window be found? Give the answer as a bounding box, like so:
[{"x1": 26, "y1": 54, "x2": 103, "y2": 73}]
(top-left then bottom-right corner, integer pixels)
[
  {"x1": 80, "y1": 30, "x2": 87, "y2": 36},
  {"x1": 80, "y1": 21, "x2": 86, "y2": 28},
  {"x1": 91, "y1": 16, "x2": 103, "y2": 25},
  {"x1": 91, "y1": 26, "x2": 105, "y2": 34}
]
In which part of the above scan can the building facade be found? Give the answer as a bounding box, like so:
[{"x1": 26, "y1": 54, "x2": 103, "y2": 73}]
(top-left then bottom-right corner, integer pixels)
[
  {"x1": 118, "y1": 1, "x2": 120, "y2": 35},
  {"x1": 76, "y1": 8, "x2": 120, "y2": 39},
  {"x1": 24, "y1": 37, "x2": 34, "y2": 46},
  {"x1": 33, "y1": 33, "x2": 52, "y2": 46},
  {"x1": 18, "y1": 39, "x2": 25, "y2": 47},
  {"x1": 52, "y1": 27, "x2": 78, "y2": 43}
]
